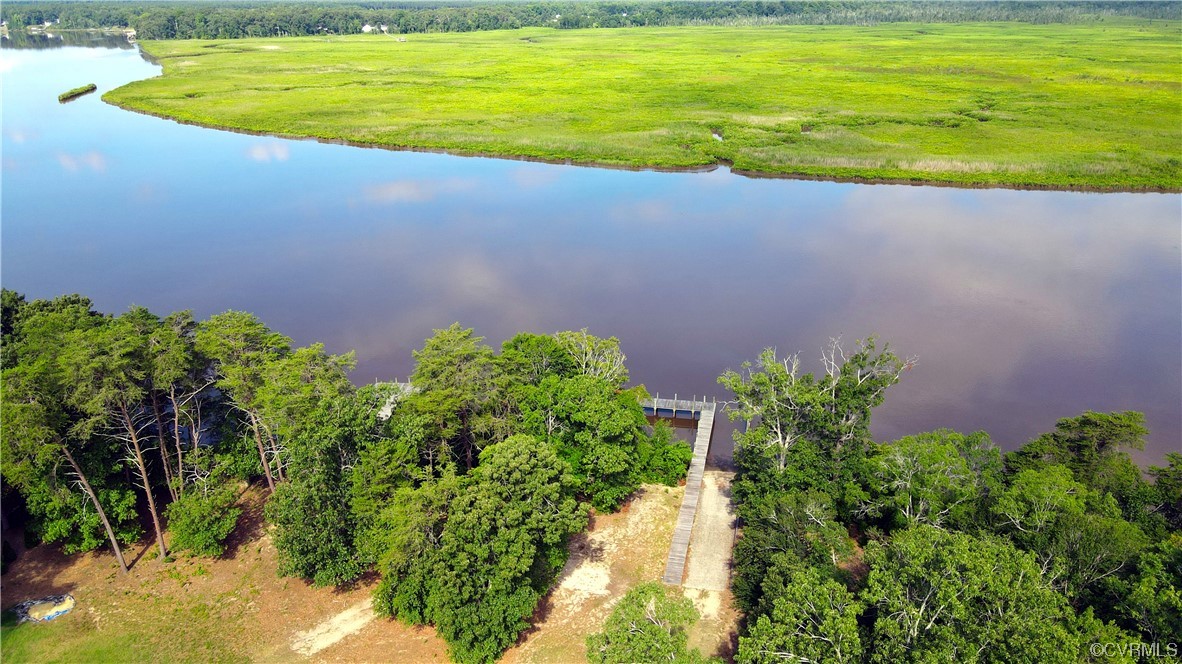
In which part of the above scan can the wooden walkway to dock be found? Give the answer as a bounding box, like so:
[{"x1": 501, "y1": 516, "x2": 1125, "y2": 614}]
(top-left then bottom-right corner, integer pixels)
[{"x1": 642, "y1": 397, "x2": 718, "y2": 585}]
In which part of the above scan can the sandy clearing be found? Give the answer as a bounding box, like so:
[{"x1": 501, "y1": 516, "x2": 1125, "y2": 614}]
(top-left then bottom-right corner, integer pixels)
[
  {"x1": 682, "y1": 587, "x2": 723, "y2": 620},
  {"x1": 685, "y1": 587, "x2": 741, "y2": 661},
  {"x1": 501, "y1": 485, "x2": 684, "y2": 664},
  {"x1": 290, "y1": 598, "x2": 376, "y2": 656},
  {"x1": 552, "y1": 561, "x2": 612, "y2": 612},
  {"x1": 684, "y1": 470, "x2": 736, "y2": 592}
]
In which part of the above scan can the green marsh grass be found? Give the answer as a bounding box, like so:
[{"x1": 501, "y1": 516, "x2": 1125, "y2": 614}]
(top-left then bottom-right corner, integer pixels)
[{"x1": 105, "y1": 22, "x2": 1182, "y2": 189}]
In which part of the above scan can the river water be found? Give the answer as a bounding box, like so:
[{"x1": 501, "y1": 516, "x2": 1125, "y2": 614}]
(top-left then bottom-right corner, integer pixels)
[{"x1": 2, "y1": 37, "x2": 1179, "y2": 464}]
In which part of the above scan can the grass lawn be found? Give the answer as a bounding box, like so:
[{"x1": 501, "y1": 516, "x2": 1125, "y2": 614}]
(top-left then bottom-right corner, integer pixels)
[
  {"x1": 106, "y1": 21, "x2": 1181, "y2": 190},
  {"x1": 0, "y1": 486, "x2": 447, "y2": 664}
]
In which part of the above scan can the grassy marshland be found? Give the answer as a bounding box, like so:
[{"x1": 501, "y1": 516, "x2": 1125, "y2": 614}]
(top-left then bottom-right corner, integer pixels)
[
  {"x1": 106, "y1": 22, "x2": 1182, "y2": 189},
  {"x1": 58, "y1": 83, "x2": 97, "y2": 102}
]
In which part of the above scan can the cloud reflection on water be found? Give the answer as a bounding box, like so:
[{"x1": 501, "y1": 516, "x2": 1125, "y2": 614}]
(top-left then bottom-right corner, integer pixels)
[
  {"x1": 245, "y1": 141, "x2": 290, "y2": 162},
  {"x1": 363, "y1": 177, "x2": 479, "y2": 204},
  {"x1": 56, "y1": 151, "x2": 107, "y2": 173}
]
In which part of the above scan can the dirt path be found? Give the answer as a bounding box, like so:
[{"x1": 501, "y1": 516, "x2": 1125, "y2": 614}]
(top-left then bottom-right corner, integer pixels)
[
  {"x1": 290, "y1": 598, "x2": 375, "y2": 656},
  {"x1": 678, "y1": 470, "x2": 740, "y2": 660},
  {"x1": 684, "y1": 470, "x2": 736, "y2": 592}
]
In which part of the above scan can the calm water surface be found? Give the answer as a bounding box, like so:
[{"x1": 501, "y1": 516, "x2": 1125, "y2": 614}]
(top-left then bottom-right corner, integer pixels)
[{"x1": 3, "y1": 41, "x2": 1179, "y2": 464}]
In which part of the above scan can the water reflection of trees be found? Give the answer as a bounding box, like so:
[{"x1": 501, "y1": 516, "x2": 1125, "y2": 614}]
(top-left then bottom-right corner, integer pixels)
[{"x1": 1, "y1": 30, "x2": 133, "y2": 50}]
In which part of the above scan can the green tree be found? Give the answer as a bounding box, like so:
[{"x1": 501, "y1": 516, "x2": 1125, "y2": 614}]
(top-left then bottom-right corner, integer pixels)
[
  {"x1": 865, "y1": 525, "x2": 1079, "y2": 663},
  {"x1": 1074, "y1": 608, "x2": 1139, "y2": 664},
  {"x1": 586, "y1": 582, "x2": 705, "y2": 664},
  {"x1": 719, "y1": 337, "x2": 911, "y2": 517},
  {"x1": 946, "y1": 428, "x2": 1006, "y2": 530},
  {"x1": 1, "y1": 288, "x2": 27, "y2": 367},
  {"x1": 265, "y1": 388, "x2": 370, "y2": 587},
  {"x1": 1, "y1": 364, "x2": 138, "y2": 570},
  {"x1": 1005, "y1": 411, "x2": 1148, "y2": 481},
  {"x1": 498, "y1": 332, "x2": 576, "y2": 385},
  {"x1": 519, "y1": 374, "x2": 650, "y2": 511},
  {"x1": 992, "y1": 465, "x2": 1088, "y2": 538},
  {"x1": 428, "y1": 435, "x2": 587, "y2": 663},
  {"x1": 352, "y1": 407, "x2": 433, "y2": 555},
  {"x1": 1043, "y1": 511, "x2": 1147, "y2": 602},
  {"x1": 410, "y1": 323, "x2": 504, "y2": 471},
  {"x1": 993, "y1": 466, "x2": 1147, "y2": 601},
  {"x1": 738, "y1": 564, "x2": 862, "y2": 664},
  {"x1": 554, "y1": 329, "x2": 629, "y2": 387},
  {"x1": 5, "y1": 293, "x2": 103, "y2": 378},
  {"x1": 150, "y1": 310, "x2": 209, "y2": 500},
  {"x1": 731, "y1": 491, "x2": 852, "y2": 615},
  {"x1": 197, "y1": 311, "x2": 291, "y2": 492},
  {"x1": 119, "y1": 306, "x2": 185, "y2": 503},
  {"x1": 863, "y1": 430, "x2": 992, "y2": 530},
  {"x1": 370, "y1": 474, "x2": 460, "y2": 624},
  {"x1": 59, "y1": 312, "x2": 170, "y2": 560},
  {"x1": 1117, "y1": 533, "x2": 1182, "y2": 643},
  {"x1": 257, "y1": 343, "x2": 355, "y2": 442},
  {"x1": 1005, "y1": 411, "x2": 1155, "y2": 526},
  {"x1": 636, "y1": 420, "x2": 693, "y2": 486},
  {"x1": 1148, "y1": 453, "x2": 1182, "y2": 531},
  {"x1": 1, "y1": 295, "x2": 139, "y2": 569}
]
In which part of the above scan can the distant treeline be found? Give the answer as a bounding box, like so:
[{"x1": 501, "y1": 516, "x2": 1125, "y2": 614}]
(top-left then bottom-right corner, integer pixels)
[{"x1": 2, "y1": 1, "x2": 1177, "y2": 40}]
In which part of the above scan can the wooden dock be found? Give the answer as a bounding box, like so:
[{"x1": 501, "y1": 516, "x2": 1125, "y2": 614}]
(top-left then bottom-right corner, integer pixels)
[
  {"x1": 644, "y1": 398, "x2": 717, "y2": 585},
  {"x1": 642, "y1": 395, "x2": 717, "y2": 421}
]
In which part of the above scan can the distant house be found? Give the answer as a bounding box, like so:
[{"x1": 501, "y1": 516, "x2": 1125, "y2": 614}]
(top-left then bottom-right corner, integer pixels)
[
  {"x1": 361, "y1": 23, "x2": 373, "y2": 33},
  {"x1": 379, "y1": 24, "x2": 388, "y2": 34}
]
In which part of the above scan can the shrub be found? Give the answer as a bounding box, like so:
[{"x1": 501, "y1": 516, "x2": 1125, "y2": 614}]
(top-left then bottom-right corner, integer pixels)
[
  {"x1": 165, "y1": 484, "x2": 241, "y2": 557},
  {"x1": 587, "y1": 582, "x2": 705, "y2": 664},
  {"x1": 638, "y1": 421, "x2": 693, "y2": 486}
]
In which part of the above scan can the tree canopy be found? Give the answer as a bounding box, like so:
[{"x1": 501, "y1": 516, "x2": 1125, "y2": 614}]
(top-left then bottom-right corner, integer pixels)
[
  {"x1": 587, "y1": 582, "x2": 705, "y2": 664},
  {"x1": 5, "y1": 291, "x2": 1175, "y2": 662},
  {"x1": 719, "y1": 339, "x2": 1177, "y2": 663}
]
